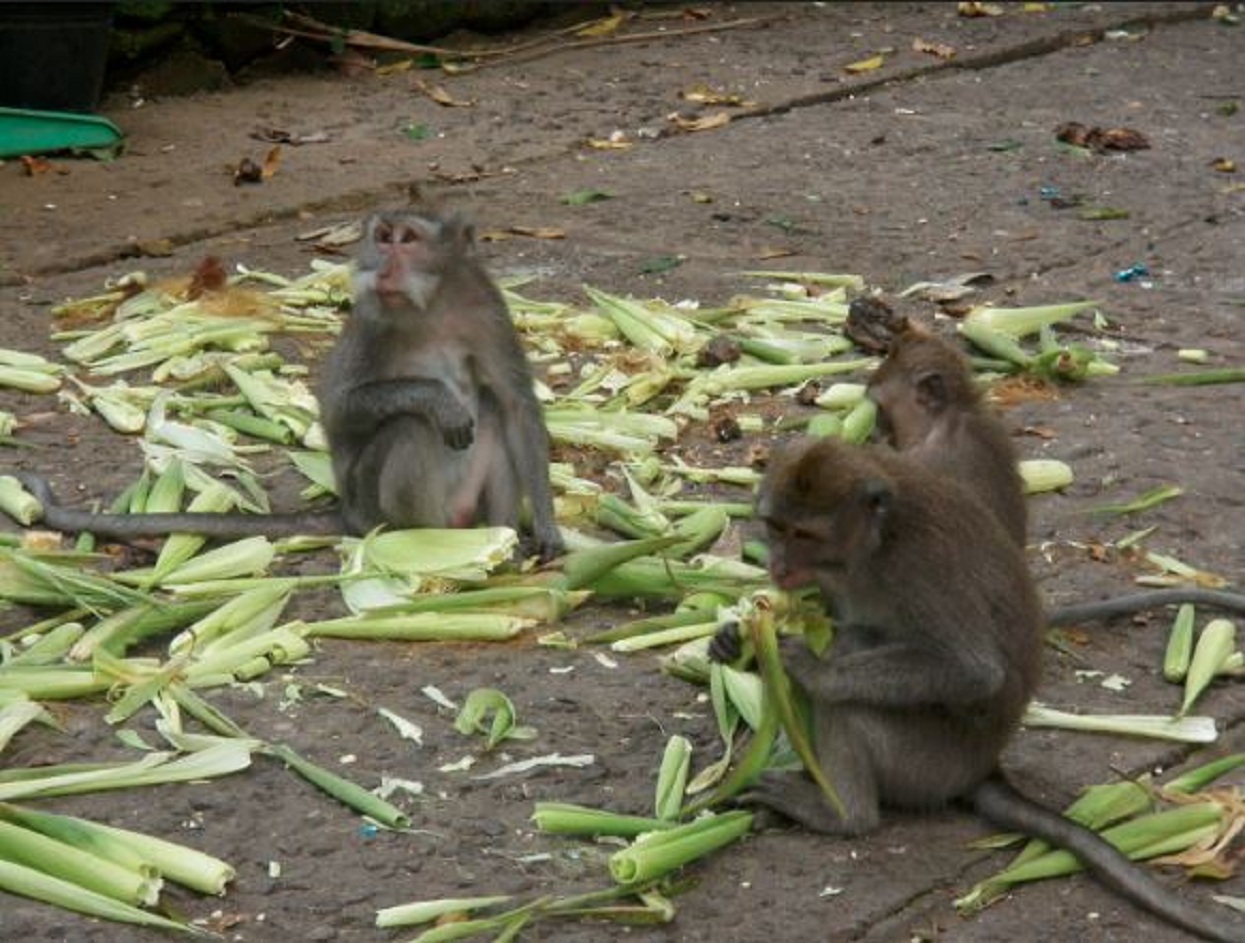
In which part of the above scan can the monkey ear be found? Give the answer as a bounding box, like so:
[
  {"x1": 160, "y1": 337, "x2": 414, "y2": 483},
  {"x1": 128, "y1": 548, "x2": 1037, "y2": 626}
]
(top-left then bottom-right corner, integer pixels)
[
  {"x1": 444, "y1": 214, "x2": 477, "y2": 252},
  {"x1": 914, "y1": 371, "x2": 948, "y2": 413}
]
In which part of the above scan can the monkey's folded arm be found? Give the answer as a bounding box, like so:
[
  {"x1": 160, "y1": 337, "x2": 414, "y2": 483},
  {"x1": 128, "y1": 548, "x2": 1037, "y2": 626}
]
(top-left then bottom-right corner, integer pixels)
[
  {"x1": 335, "y1": 378, "x2": 474, "y2": 449},
  {"x1": 781, "y1": 635, "x2": 1004, "y2": 707}
]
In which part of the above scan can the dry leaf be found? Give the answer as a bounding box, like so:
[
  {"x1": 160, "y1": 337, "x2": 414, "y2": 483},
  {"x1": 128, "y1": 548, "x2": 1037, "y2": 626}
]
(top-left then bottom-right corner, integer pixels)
[
  {"x1": 505, "y1": 226, "x2": 566, "y2": 240},
  {"x1": 375, "y1": 59, "x2": 414, "y2": 76},
  {"x1": 19, "y1": 156, "x2": 56, "y2": 176},
  {"x1": 1211, "y1": 157, "x2": 1237, "y2": 173},
  {"x1": 234, "y1": 156, "x2": 263, "y2": 185},
  {"x1": 413, "y1": 79, "x2": 476, "y2": 108},
  {"x1": 844, "y1": 54, "x2": 884, "y2": 74},
  {"x1": 756, "y1": 246, "x2": 796, "y2": 260},
  {"x1": 186, "y1": 256, "x2": 228, "y2": 299},
  {"x1": 585, "y1": 137, "x2": 634, "y2": 150},
  {"x1": 958, "y1": 1, "x2": 1004, "y2": 16},
  {"x1": 667, "y1": 111, "x2": 731, "y2": 132},
  {"x1": 576, "y1": 12, "x2": 630, "y2": 37},
  {"x1": 912, "y1": 37, "x2": 956, "y2": 59},
  {"x1": 680, "y1": 82, "x2": 755, "y2": 107},
  {"x1": 261, "y1": 145, "x2": 282, "y2": 180}
]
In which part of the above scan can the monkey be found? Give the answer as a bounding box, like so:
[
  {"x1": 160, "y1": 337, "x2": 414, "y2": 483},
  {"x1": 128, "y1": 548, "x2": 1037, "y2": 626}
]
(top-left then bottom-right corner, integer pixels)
[
  {"x1": 863, "y1": 323, "x2": 1245, "y2": 627},
  {"x1": 7, "y1": 209, "x2": 565, "y2": 561},
  {"x1": 866, "y1": 321, "x2": 1028, "y2": 546},
  {"x1": 716, "y1": 437, "x2": 1243, "y2": 942}
]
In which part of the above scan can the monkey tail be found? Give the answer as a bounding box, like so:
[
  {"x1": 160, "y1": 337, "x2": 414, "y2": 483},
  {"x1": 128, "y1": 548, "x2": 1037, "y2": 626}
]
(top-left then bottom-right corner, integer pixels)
[
  {"x1": 971, "y1": 776, "x2": 1244, "y2": 943},
  {"x1": 1048, "y1": 589, "x2": 1245, "y2": 626}
]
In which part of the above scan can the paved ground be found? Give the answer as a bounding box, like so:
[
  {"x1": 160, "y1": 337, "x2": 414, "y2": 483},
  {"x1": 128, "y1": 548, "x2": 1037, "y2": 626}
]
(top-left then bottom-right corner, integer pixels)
[{"x1": 1, "y1": 3, "x2": 1243, "y2": 941}]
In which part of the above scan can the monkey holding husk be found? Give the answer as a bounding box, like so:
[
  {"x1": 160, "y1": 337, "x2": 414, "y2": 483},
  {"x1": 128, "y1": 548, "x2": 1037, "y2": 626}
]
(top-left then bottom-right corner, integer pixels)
[
  {"x1": 717, "y1": 437, "x2": 1243, "y2": 942},
  {"x1": 864, "y1": 323, "x2": 1245, "y2": 624},
  {"x1": 10, "y1": 208, "x2": 564, "y2": 562}
]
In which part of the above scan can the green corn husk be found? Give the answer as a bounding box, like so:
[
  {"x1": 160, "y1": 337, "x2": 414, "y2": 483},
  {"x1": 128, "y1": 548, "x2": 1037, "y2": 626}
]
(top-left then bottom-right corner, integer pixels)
[
  {"x1": 610, "y1": 621, "x2": 719, "y2": 652},
  {"x1": 1163, "y1": 753, "x2": 1245, "y2": 794},
  {"x1": 1023, "y1": 703, "x2": 1217, "y2": 743},
  {"x1": 376, "y1": 894, "x2": 514, "y2": 930},
  {"x1": 0, "y1": 859, "x2": 196, "y2": 933},
  {"x1": 0, "y1": 366, "x2": 63, "y2": 394},
  {"x1": 5, "y1": 622, "x2": 85, "y2": 666},
  {"x1": 1181, "y1": 618, "x2": 1237, "y2": 716},
  {"x1": 69, "y1": 599, "x2": 219, "y2": 662},
  {"x1": 168, "y1": 583, "x2": 293, "y2": 656},
  {"x1": 1162, "y1": 604, "x2": 1196, "y2": 683},
  {"x1": 608, "y1": 810, "x2": 753, "y2": 885},
  {"x1": 530, "y1": 803, "x2": 675, "y2": 838},
  {"x1": 0, "y1": 476, "x2": 43, "y2": 526},
  {"x1": 0, "y1": 803, "x2": 235, "y2": 895},
  {"x1": 813, "y1": 382, "x2": 867, "y2": 410},
  {"x1": 157, "y1": 536, "x2": 276, "y2": 585},
  {"x1": 0, "y1": 699, "x2": 48, "y2": 752},
  {"x1": 453, "y1": 689, "x2": 536, "y2": 750},
  {"x1": 266, "y1": 743, "x2": 409, "y2": 829},
  {"x1": 0, "y1": 550, "x2": 147, "y2": 612},
  {"x1": 1089, "y1": 484, "x2": 1183, "y2": 517},
  {"x1": 960, "y1": 300, "x2": 1100, "y2": 340},
  {"x1": 838, "y1": 397, "x2": 877, "y2": 444},
  {"x1": 955, "y1": 802, "x2": 1224, "y2": 914},
  {"x1": 306, "y1": 612, "x2": 531, "y2": 642},
  {"x1": 956, "y1": 321, "x2": 1034, "y2": 367},
  {"x1": 1140, "y1": 368, "x2": 1245, "y2": 386},
  {"x1": 584, "y1": 286, "x2": 701, "y2": 356},
  {"x1": 0, "y1": 818, "x2": 160, "y2": 905},
  {"x1": 585, "y1": 608, "x2": 714, "y2": 645},
  {"x1": 183, "y1": 626, "x2": 311, "y2": 682},
  {"x1": 1018, "y1": 459, "x2": 1074, "y2": 494},
  {"x1": 654, "y1": 735, "x2": 692, "y2": 820}
]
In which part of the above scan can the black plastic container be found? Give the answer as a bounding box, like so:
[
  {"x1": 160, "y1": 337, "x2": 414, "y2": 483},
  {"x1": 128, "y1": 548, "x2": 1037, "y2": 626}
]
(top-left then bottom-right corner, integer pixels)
[{"x1": 0, "y1": 4, "x2": 114, "y2": 113}]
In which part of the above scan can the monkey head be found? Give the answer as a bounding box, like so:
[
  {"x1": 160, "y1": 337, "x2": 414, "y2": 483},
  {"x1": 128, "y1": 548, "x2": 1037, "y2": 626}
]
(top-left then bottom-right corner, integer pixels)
[
  {"x1": 866, "y1": 325, "x2": 979, "y2": 449},
  {"x1": 354, "y1": 210, "x2": 477, "y2": 312},
  {"x1": 757, "y1": 439, "x2": 893, "y2": 595}
]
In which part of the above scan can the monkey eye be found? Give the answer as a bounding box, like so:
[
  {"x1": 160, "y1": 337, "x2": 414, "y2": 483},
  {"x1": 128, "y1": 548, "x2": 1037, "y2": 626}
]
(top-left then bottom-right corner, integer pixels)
[
  {"x1": 374, "y1": 223, "x2": 393, "y2": 243},
  {"x1": 398, "y1": 226, "x2": 421, "y2": 244}
]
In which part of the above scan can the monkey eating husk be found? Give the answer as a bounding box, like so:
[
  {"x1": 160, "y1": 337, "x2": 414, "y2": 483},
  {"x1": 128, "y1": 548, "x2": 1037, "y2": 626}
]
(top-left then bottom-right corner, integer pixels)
[
  {"x1": 713, "y1": 437, "x2": 1243, "y2": 942},
  {"x1": 9, "y1": 208, "x2": 564, "y2": 563}
]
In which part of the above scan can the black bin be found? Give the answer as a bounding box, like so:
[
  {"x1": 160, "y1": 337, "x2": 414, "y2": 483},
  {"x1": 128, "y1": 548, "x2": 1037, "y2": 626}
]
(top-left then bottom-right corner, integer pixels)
[{"x1": 0, "y1": 3, "x2": 114, "y2": 113}]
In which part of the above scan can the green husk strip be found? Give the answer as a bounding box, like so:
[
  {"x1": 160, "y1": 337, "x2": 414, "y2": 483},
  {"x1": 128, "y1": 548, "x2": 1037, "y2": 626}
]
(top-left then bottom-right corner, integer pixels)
[
  {"x1": 99, "y1": 650, "x2": 186, "y2": 724},
  {"x1": 453, "y1": 688, "x2": 532, "y2": 750},
  {"x1": 169, "y1": 583, "x2": 293, "y2": 655},
  {"x1": 0, "y1": 803, "x2": 235, "y2": 895},
  {"x1": 1090, "y1": 485, "x2": 1183, "y2": 517},
  {"x1": 306, "y1": 612, "x2": 530, "y2": 641},
  {"x1": 1163, "y1": 753, "x2": 1245, "y2": 794},
  {"x1": 751, "y1": 604, "x2": 846, "y2": 820},
  {"x1": 586, "y1": 608, "x2": 715, "y2": 645},
  {"x1": 1140, "y1": 368, "x2": 1245, "y2": 386},
  {"x1": 683, "y1": 677, "x2": 781, "y2": 816},
  {"x1": 1163, "y1": 604, "x2": 1196, "y2": 683},
  {"x1": 372, "y1": 587, "x2": 585, "y2": 624},
  {"x1": 530, "y1": 803, "x2": 675, "y2": 838},
  {"x1": 147, "y1": 484, "x2": 239, "y2": 585},
  {"x1": 0, "y1": 819, "x2": 159, "y2": 905},
  {"x1": 1018, "y1": 459, "x2": 1074, "y2": 494},
  {"x1": 157, "y1": 536, "x2": 276, "y2": 585},
  {"x1": 588, "y1": 554, "x2": 766, "y2": 602},
  {"x1": 0, "y1": 741, "x2": 252, "y2": 800},
  {"x1": 266, "y1": 743, "x2": 409, "y2": 829},
  {"x1": 183, "y1": 626, "x2": 311, "y2": 681},
  {"x1": 168, "y1": 683, "x2": 250, "y2": 740},
  {"x1": 739, "y1": 270, "x2": 865, "y2": 291},
  {"x1": 0, "y1": 666, "x2": 110, "y2": 700},
  {"x1": 549, "y1": 534, "x2": 681, "y2": 591},
  {"x1": 955, "y1": 802, "x2": 1223, "y2": 913},
  {"x1": 0, "y1": 859, "x2": 196, "y2": 933},
  {"x1": 0, "y1": 550, "x2": 147, "y2": 612},
  {"x1": 838, "y1": 397, "x2": 877, "y2": 444},
  {"x1": 654, "y1": 735, "x2": 692, "y2": 820},
  {"x1": 5, "y1": 622, "x2": 85, "y2": 665},
  {"x1": 69, "y1": 599, "x2": 219, "y2": 662},
  {"x1": 0, "y1": 700, "x2": 46, "y2": 752},
  {"x1": 584, "y1": 286, "x2": 700, "y2": 355},
  {"x1": 956, "y1": 321, "x2": 1034, "y2": 367},
  {"x1": 143, "y1": 459, "x2": 186, "y2": 514},
  {"x1": 0, "y1": 365, "x2": 62, "y2": 393},
  {"x1": 376, "y1": 894, "x2": 514, "y2": 929},
  {"x1": 1022, "y1": 703, "x2": 1217, "y2": 742},
  {"x1": 0, "y1": 476, "x2": 43, "y2": 526},
  {"x1": 608, "y1": 810, "x2": 753, "y2": 884},
  {"x1": 1181, "y1": 618, "x2": 1236, "y2": 716},
  {"x1": 960, "y1": 300, "x2": 1100, "y2": 339},
  {"x1": 610, "y1": 621, "x2": 719, "y2": 652}
]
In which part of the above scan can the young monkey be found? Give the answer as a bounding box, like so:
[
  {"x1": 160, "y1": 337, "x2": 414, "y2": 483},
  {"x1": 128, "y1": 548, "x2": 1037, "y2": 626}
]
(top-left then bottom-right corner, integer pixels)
[
  {"x1": 729, "y1": 437, "x2": 1242, "y2": 942},
  {"x1": 864, "y1": 325, "x2": 1245, "y2": 625},
  {"x1": 11, "y1": 209, "x2": 564, "y2": 561}
]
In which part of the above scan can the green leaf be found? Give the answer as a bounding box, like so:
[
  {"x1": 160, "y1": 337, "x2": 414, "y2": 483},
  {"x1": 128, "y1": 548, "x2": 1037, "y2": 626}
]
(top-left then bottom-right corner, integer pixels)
[{"x1": 561, "y1": 189, "x2": 615, "y2": 206}]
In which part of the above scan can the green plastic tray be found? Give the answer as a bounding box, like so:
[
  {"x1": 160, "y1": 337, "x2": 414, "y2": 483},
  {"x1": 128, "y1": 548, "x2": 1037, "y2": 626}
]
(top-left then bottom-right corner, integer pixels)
[{"x1": 0, "y1": 106, "x2": 123, "y2": 159}]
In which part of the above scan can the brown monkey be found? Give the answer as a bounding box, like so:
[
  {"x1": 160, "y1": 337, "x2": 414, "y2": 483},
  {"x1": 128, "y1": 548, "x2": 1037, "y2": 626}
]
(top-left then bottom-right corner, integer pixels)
[
  {"x1": 733, "y1": 437, "x2": 1242, "y2": 942},
  {"x1": 866, "y1": 322, "x2": 1028, "y2": 545},
  {"x1": 10, "y1": 209, "x2": 564, "y2": 561},
  {"x1": 863, "y1": 325, "x2": 1245, "y2": 625}
]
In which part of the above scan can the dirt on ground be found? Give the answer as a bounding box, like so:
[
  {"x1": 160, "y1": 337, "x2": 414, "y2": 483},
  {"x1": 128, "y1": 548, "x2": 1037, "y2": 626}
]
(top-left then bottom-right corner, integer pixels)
[{"x1": 1, "y1": 3, "x2": 1244, "y2": 942}]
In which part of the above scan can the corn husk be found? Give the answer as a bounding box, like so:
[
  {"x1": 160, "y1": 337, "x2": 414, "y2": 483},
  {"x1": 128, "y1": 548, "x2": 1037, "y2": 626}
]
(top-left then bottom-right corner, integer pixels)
[
  {"x1": 1163, "y1": 604, "x2": 1196, "y2": 683},
  {"x1": 1181, "y1": 618, "x2": 1237, "y2": 716},
  {"x1": 1023, "y1": 703, "x2": 1217, "y2": 743},
  {"x1": 608, "y1": 810, "x2": 753, "y2": 884},
  {"x1": 0, "y1": 477, "x2": 43, "y2": 526}
]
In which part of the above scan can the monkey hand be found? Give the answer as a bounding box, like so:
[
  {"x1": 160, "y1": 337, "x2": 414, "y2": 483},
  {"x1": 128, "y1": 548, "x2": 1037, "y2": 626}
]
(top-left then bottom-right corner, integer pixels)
[
  {"x1": 708, "y1": 621, "x2": 744, "y2": 664},
  {"x1": 777, "y1": 636, "x2": 825, "y2": 691},
  {"x1": 434, "y1": 401, "x2": 475, "y2": 450}
]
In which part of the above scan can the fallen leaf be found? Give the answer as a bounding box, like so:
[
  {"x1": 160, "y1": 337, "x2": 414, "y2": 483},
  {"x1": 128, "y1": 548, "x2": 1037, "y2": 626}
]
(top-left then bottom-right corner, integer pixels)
[
  {"x1": 576, "y1": 12, "x2": 630, "y2": 37},
  {"x1": 986, "y1": 139, "x2": 1023, "y2": 152},
  {"x1": 19, "y1": 156, "x2": 56, "y2": 176},
  {"x1": 1056, "y1": 122, "x2": 1150, "y2": 152},
  {"x1": 844, "y1": 54, "x2": 884, "y2": 74},
  {"x1": 413, "y1": 79, "x2": 475, "y2": 108},
  {"x1": 912, "y1": 37, "x2": 956, "y2": 59},
  {"x1": 1079, "y1": 206, "x2": 1131, "y2": 220},
  {"x1": 688, "y1": 190, "x2": 714, "y2": 204},
  {"x1": 506, "y1": 226, "x2": 566, "y2": 240},
  {"x1": 375, "y1": 59, "x2": 414, "y2": 76},
  {"x1": 1211, "y1": 156, "x2": 1237, "y2": 173},
  {"x1": 667, "y1": 111, "x2": 731, "y2": 132},
  {"x1": 584, "y1": 136, "x2": 633, "y2": 150},
  {"x1": 404, "y1": 123, "x2": 433, "y2": 142},
  {"x1": 561, "y1": 189, "x2": 614, "y2": 206},
  {"x1": 958, "y1": 1, "x2": 1004, "y2": 16},
  {"x1": 681, "y1": 82, "x2": 756, "y2": 107},
  {"x1": 639, "y1": 255, "x2": 683, "y2": 274},
  {"x1": 133, "y1": 238, "x2": 175, "y2": 258},
  {"x1": 756, "y1": 246, "x2": 796, "y2": 260},
  {"x1": 261, "y1": 145, "x2": 282, "y2": 180}
]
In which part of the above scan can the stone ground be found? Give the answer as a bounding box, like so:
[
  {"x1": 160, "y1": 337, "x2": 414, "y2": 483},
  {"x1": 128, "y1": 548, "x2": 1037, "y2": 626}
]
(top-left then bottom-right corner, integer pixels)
[{"x1": 1, "y1": 3, "x2": 1243, "y2": 941}]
